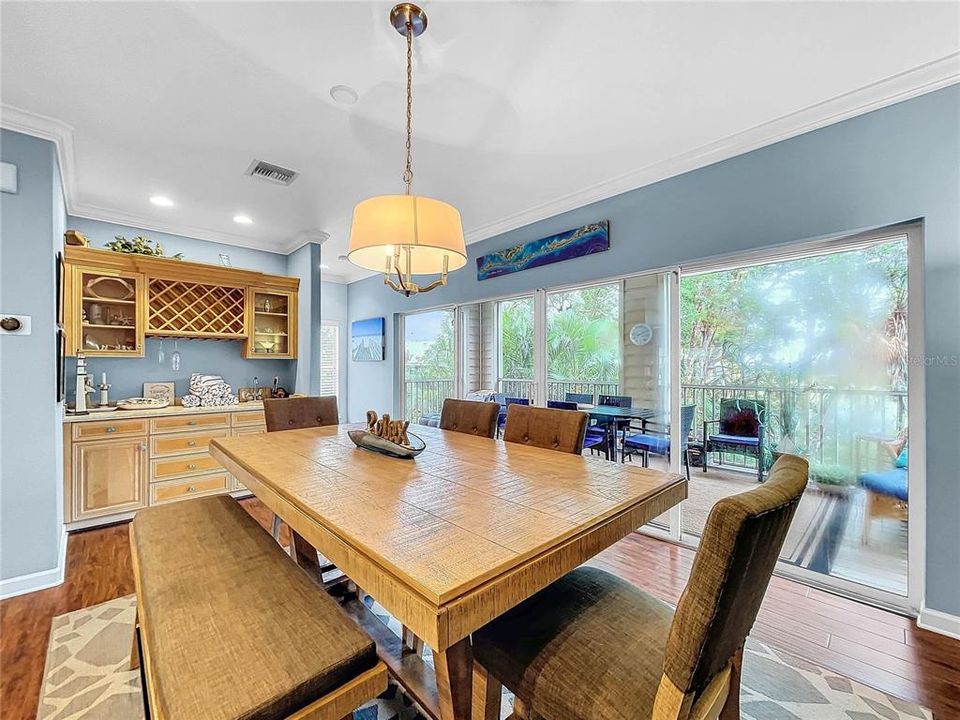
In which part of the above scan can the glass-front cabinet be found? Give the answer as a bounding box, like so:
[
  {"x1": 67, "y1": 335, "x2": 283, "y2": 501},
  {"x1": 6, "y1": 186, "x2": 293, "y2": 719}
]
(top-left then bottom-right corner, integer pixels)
[
  {"x1": 245, "y1": 287, "x2": 297, "y2": 359},
  {"x1": 71, "y1": 266, "x2": 145, "y2": 356}
]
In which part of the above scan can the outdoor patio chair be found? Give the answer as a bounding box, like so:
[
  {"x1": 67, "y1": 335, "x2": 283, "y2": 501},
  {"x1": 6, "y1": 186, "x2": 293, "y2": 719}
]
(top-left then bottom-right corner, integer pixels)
[
  {"x1": 703, "y1": 398, "x2": 767, "y2": 481},
  {"x1": 562, "y1": 394, "x2": 609, "y2": 459},
  {"x1": 598, "y1": 394, "x2": 632, "y2": 408},
  {"x1": 622, "y1": 404, "x2": 696, "y2": 480},
  {"x1": 497, "y1": 396, "x2": 530, "y2": 437},
  {"x1": 547, "y1": 400, "x2": 579, "y2": 410}
]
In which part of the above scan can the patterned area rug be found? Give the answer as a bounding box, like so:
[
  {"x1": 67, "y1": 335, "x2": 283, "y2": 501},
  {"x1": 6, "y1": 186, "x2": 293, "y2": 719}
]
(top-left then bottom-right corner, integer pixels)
[{"x1": 39, "y1": 595, "x2": 933, "y2": 720}]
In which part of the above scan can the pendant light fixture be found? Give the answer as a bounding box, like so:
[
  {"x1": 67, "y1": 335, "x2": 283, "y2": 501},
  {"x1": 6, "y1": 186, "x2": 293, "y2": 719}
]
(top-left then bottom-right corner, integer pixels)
[{"x1": 347, "y1": 3, "x2": 467, "y2": 297}]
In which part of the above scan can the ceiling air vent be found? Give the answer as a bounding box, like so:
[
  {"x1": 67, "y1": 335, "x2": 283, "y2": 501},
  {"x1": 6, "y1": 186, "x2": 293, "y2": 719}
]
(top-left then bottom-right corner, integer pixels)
[{"x1": 245, "y1": 159, "x2": 299, "y2": 186}]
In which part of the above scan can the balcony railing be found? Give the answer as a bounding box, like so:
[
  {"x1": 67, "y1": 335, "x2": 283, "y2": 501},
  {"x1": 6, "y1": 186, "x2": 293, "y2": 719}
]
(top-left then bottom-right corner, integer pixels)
[
  {"x1": 682, "y1": 383, "x2": 907, "y2": 471},
  {"x1": 403, "y1": 378, "x2": 907, "y2": 471},
  {"x1": 404, "y1": 378, "x2": 455, "y2": 423},
  {"x1": 497, "y1": 379, "x2": 621, "y2": 403}
]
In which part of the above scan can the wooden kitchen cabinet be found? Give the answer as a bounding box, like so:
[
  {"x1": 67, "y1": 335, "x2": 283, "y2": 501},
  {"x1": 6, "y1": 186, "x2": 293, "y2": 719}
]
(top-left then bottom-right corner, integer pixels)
[
  {"x1": 62, "y1": 246, "x2": 299, "y2": 357},
  {"x1": 64, "y1": 406, "x2": 265, "y2": 527},
  {"x1": 67, "y1": 265, "x2": 145, "y2": 357},
  {"x1": 245, "y1": 287, "x2": 298, "y2": 358},
  {"x1": 72, "y1": 437, "x2": 148, "y2": 520}
]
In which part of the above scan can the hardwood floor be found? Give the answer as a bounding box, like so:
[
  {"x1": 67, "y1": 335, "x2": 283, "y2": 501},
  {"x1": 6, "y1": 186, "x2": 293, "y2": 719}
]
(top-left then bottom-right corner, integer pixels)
[{"x1": 2, "y1": 499, "x2": 958, "y2": 720}]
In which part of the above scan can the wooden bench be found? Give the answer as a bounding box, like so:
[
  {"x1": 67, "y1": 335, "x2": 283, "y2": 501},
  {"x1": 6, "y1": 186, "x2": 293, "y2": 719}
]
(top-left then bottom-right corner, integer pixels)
[{"x1": 129, "y1": 495, "x2": 387, "y2": 720}]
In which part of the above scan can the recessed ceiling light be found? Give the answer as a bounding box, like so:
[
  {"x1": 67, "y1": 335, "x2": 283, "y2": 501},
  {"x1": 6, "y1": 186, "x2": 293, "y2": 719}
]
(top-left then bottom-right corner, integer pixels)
[
  {"x1": 150, "y1": 195, "x2": 174, "y2": 207},
  {"x1": 330, "y1": 85, "x2": 359, "y2": 105},
  {"x1": 233, "y1": 214, "x2": 253, "y2": 225}
]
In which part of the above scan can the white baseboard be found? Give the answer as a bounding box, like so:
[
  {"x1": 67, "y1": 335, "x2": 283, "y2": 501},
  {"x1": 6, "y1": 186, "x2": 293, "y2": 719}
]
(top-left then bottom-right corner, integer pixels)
[
  {"x1": 0, "y1": 526, "x2": 67, "y2": 600},
  {"x1": 917, "y1": 605, "x2": 960, "y2": 640}
]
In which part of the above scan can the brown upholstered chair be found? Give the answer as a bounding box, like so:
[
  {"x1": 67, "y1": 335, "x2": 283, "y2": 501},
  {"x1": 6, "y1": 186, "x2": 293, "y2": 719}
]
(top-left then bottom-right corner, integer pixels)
[
  {"x1": 472, "y1": 454, "x2": 809, "y2": 720},
  {"x1": 264, "y1": 396, "x2": 340, "y2": 582},
  {"x1": 502, "y1": 403, "x2": 588, "y2": 455},
  {"x1": 439, "y1": 398, "x2": 500, "y2": 439},
  {"x1": 264, "y1": 395, "x2": 339, "y2": 432}
]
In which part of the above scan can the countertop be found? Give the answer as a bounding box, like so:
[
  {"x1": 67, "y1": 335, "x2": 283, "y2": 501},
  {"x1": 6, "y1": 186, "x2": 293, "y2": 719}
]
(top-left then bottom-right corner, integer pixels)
[{"x1": 63, "y1": 401, "x2": 265, "y2": 423}]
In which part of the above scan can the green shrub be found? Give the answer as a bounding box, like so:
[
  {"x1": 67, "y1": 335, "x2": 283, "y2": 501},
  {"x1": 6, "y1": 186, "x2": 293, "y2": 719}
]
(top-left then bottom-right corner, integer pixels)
[
  {"x1": 105, "y1": 235, "x2": 183, "y2": 260},
  {"x1": 809, "y1": 463, "x2": 855, "y2": 487}
]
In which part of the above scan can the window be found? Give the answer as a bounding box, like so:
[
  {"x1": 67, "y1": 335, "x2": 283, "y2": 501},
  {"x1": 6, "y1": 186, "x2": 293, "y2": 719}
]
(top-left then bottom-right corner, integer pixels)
[{"x1": 319, "y1": 321, "x2": 339, "y2": 398}]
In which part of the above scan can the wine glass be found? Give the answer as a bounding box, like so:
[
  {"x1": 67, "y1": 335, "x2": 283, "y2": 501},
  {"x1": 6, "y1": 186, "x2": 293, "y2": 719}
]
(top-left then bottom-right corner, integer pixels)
[
  {"x1": 171, "y1": 341, "x2": 181, "y2": 371},
  {"x1": 157, "y1": 339, "x2": 165, "y2": 365}
]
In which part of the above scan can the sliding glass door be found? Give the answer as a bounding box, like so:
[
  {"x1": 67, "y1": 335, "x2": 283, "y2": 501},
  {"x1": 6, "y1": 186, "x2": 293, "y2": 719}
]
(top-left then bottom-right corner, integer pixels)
[
  {"x1": 497, "y1": 297, "x2": 535, "y2": 400},
  {"x1": 678, "y1": 225, "x2": 920, "y2": 609},
  {"x1": 545, "y1": 283, "x2": 621, "y2": 402},
  {"x1": 402, "y1": 308, "x2": 455, "y2": 424}
]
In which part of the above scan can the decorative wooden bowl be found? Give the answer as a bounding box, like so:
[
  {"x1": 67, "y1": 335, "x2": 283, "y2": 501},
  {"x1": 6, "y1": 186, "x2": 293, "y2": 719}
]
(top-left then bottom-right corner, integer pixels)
[
  {"x1": 116, "y1": 397, "x2": 169, "y2": 410},
  {"x1": 347, "y1": 429, "x2": 426, "y2": 459}
]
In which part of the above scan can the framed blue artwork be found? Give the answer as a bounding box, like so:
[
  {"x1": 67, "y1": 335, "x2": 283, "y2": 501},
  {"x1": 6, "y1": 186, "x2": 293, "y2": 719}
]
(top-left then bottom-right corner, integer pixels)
[
  {"x1": 476, "y1": 221, "x2": 609, "y2": 281},
  {"x1": 352, "y1": 317, "x2": 385, "y2": 361}
]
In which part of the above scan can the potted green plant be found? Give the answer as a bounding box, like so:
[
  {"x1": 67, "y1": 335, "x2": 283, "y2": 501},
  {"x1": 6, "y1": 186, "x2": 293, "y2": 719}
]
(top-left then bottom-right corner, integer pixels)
[
  {"x1": 808, "y1": 463, "x2": 856, "y2": 496},
  {"x1": 104, "y1": 235, "x2": 183, "y2": 260}
]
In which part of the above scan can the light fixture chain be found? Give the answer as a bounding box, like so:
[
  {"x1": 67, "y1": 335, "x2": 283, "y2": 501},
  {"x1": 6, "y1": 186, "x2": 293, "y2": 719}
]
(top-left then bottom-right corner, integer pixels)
[{"x1": 403, "y1": 21, "x2": 414, "y2": 194}]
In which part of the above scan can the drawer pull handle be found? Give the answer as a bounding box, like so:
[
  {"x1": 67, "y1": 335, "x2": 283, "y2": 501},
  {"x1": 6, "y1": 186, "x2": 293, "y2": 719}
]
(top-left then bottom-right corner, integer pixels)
[
  {"x1": 187, "y1": 486, "x2": 197, "y2": 493},
  {"x1": 188, "y1": 420, "x2": 197, "y2": 426},
  {"x1": 187, "y1": 463, "x2": 198, "y2": 470},
  {"x1": 187, "y1": 441, "x2": 197, "y2": 447},
  {"x1": 106, "y1": 426, "x2": 116, "y2": 433}
]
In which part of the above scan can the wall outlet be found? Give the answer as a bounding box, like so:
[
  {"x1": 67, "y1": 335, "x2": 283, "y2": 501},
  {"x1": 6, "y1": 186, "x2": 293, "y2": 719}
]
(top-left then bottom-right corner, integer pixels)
[
  {"x1": 0, "y1": 162, "x2": 17, "y2": 194},
  {"x1": 0, "y1": 314, "x2": 31, "y2": 335}
]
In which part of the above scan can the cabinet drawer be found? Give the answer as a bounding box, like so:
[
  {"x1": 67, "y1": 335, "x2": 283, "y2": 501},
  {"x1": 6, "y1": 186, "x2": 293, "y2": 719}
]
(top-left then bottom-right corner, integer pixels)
[
  {"x1": 232, "y1": 425, "x2": 266, "y2": 437},
  {"x1": 73, "y1": 419, "x2": 148, "y2": 441},
  {"x1": 150, "y1": 473, "x2": 230, "y2": 505},
  {"x1": 233, "y1": 410, "x2": 266, "y2": 427},
  {"x1": 150, "y1": 429, "x2": 229, "y2": 458},
  {"x1": 151, "y1": 455, "x2": 223, "y2": 481},
  {"x1": 150, "y1": 413, "x2": 230, "y2": 434}
]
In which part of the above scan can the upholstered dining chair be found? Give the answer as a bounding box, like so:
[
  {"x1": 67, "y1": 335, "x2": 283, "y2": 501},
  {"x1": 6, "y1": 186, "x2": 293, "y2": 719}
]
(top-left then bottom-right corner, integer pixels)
[
  {"x1": 263, "y1": 396, "x2": 340, "y2": 583},
  {"x1": 471, "y1": 454, "x2": 809, "y2": 720},
  {"x1": 439, "y1": 398, "x2": 500, "y2": 438},
  {"x1": 502, "y1": 404, "x2": 588, "y2": 455}
]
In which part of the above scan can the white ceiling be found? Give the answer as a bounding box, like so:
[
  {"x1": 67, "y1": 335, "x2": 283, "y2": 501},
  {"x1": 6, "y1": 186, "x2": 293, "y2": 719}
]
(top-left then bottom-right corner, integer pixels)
[{"x1": 2, "y1": 2, "x2": 958, "y2": 282}]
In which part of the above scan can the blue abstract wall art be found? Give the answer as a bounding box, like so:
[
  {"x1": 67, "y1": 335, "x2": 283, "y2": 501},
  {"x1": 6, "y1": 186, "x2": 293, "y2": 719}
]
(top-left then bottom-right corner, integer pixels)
[
  {"x1": 476, "y1": 221, "x2": 609, "y2": 281},
  {"x1": 352, "y1": 317, "x2": 385, "y2": 362}
]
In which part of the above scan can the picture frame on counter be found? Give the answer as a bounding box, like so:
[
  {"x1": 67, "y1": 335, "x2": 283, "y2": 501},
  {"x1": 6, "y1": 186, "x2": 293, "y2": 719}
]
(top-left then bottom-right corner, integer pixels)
[{"x1": 143, "y1": 381, "x2": 175, "y2": 404}]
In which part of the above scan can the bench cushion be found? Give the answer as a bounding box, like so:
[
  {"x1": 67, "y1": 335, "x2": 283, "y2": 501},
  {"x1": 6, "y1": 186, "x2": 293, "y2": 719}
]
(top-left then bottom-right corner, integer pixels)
[
  {"x1": 131, "y1": 496, "x2": 377, "y2": 720},
  {"x1": 859, "y1": 467, "x2": 908, "y2": 501}
]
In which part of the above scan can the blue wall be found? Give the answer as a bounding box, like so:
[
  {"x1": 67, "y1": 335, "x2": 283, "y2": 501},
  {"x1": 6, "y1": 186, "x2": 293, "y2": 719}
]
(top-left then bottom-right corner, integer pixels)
[
  {"x1": 1, "y1": 130, "x2": 65, "y2": 585},
  {"x1": 288, "y1": 243, "x2": 322, "y2": 396},
  {"x1": 348, "y1": 86, "x2": 960, "y2": 616},
  {"x1": 64, "y1": 217, "x2": 296, "y2": 399}
]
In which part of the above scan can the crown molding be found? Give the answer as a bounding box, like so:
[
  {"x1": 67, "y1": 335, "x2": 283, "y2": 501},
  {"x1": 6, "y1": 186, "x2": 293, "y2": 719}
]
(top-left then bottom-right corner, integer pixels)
[
  {"x1": 1, "y1": 104, "x2": 79, "y2": 211},
  {"x1": 462, "y1": 53, "x2": 960, "y2": 246},
  {"x1": 282, "y1": 229, "x2": 331, "y2": 255},
  {"x1": 6, "y1": 52, "x2": 958, "y2": 270}
]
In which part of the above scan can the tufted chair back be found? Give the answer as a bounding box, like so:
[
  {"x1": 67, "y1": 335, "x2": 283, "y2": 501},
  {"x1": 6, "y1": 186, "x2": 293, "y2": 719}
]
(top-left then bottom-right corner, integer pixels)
[
  {"x1": 264, "y1": 396, "x2": 339, "y2": 431},
  {"x1": 502, "y1": 404, "x2": 588, "y2": 455},
  {"x1": 439, "y1": 398, "x2": 500, "y2": 439}
]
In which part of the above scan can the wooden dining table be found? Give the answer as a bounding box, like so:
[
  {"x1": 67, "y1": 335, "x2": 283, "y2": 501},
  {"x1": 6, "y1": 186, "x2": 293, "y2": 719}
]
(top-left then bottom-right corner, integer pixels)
[{"x1": 210, "y1": 423, "x2": 686, "y2": 720}]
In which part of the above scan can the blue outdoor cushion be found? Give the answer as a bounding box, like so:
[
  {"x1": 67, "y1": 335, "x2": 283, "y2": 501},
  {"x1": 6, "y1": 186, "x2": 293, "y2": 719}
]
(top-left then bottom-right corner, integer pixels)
[
  {"x1": 708, "y1": 433, "x2": 760, "y2": 447},
  {"x1": 624, "y1": 433, "x2": 670, "y2": 455},
  {"x1": 859, "y1": 468, "x2": 908, "y2": 502},
  {"x1": 583, "y1": 427, "x2": 607, "y2": 449}
]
